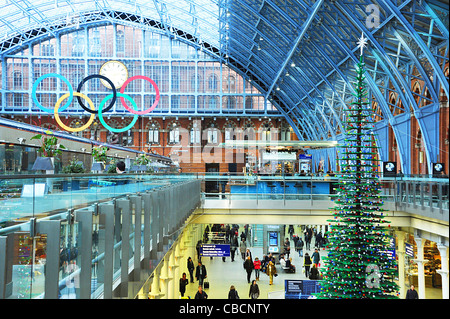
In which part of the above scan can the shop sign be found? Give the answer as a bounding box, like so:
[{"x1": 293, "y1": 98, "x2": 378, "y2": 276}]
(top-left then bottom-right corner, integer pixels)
[
  {"x1": 405, "y1": 243, "x2": 414, "y2": 258},
  {"x1": 200, "y1": 244, "x2": 230, "y2": 257},
  {"x1": 263, "y1": 151, "x2": 296, "y2": 161}
]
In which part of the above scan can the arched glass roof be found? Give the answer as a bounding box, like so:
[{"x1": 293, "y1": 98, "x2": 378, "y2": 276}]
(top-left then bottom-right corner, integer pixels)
[{"x1": 0, "y1": 0, "x2": 448, "y2": 144}]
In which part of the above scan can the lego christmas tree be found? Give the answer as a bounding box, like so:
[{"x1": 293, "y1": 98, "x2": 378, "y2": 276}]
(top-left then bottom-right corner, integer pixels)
[{"x1": 316, "y1": 35, "x2": 399, "y2": 299}]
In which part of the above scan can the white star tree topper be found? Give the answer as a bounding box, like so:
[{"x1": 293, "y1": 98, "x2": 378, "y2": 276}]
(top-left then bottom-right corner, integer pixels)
[{"x1": 357, "y1": 32, "x2": 368, "y2": 56}]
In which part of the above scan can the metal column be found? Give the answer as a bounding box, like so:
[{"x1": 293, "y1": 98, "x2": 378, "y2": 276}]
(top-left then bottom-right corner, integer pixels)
[
  {"x1": 74, "y1": 208, "x2": 93, "y2": 299},
  {"x1": 116, "y1": 198, "x2": 131, "y2": 297},
  {"x1": 35, "y1": 220, "x2": 61, "y2": 299},
  {"x1": 0, "y1": 234, "x2": 13, "y2": 299},
  {"x1": 130, "y1": 194, "x2": 142, "y2": 281},
  {"x1": 98, "y1": 203, "x2": 114, "y2": 299}
]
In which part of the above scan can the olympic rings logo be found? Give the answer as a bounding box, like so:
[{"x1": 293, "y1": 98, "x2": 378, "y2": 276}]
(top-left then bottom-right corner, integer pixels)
[{"x1": 31, "y1": 73, "x2": 160, "y2": 133}]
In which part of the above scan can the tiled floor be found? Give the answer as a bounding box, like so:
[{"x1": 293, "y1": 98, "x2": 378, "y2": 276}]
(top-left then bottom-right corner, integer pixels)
[
  {"x1": 183, "y1": 226, "x2": 327, "y2": 299},
  {"x1": 181, "y1": 225, "x2": 444, "y2": 299}
]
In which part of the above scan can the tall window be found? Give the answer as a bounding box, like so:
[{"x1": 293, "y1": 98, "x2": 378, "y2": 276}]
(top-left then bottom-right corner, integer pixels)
[
  {"x1": 89, "y1": 29, "x2": 101, "y2": 57},
  {"x1": 206, "y1": 122, "x2": 219, "y2": 144},
  {"x1": 226, "y1": 75, "x2": 236, "y2": 92},
  {"x1": 116, "y1": 30, "x2": 125, "y2": 54},
  {"x1": 71, "y1": 31, "x2": 85, "y2": 57},
  {"x1": 208, "y1": 74, "x2": 218, "y2": 92},
  {"x1": 261, "y1": 123, "x2": 271, "y2": 141},
  {"x1": 280, "y1": 123, "x2": 291, "y2": 141},
  {"x1": 148, "y1": 123, "x2": 159, "y2": 144},
  {"x1": 208, "y1": 96, "x2": 218, "y2": 109},
  {"x1": 13, "y1": 71, "x2": 23, "y2": 89},
  {"x1": 190, "y1": 121, "x2": 201, "y2": 144},
  {"x1": 169, "y1": 122, "x2": 180, "y2": 144}
]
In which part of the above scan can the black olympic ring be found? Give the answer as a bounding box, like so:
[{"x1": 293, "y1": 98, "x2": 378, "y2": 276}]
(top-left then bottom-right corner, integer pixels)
[{"x1": 76, "y1": 74, "x2": 117, "y2": 114}]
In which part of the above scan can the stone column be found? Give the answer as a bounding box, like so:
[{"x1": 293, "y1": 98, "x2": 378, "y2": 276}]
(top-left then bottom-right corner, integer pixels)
[
  {"x1": 167, "y1": 250, "x2": 175, "y2": 299},
  {"x1": 396, "y1": 230, "x2": 407, "y2": 299},
  {"x1": 173, "y1": 244, "x2": 180, "y2": 298},
  {"x1": 159, "y1": 257, "x2": 169, "y2": 299},
  {"x1": 437, "y1": 244, "x2": 449, "y2": 299},
  {"x1": 148, "y1": 272, "x2": 161, "y2": 299},
  {"x1": 413, "y1": 237, "x2": 428, "y2": 299}
]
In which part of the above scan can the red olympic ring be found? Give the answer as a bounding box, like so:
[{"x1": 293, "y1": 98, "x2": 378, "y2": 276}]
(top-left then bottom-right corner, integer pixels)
[{"x1": 119, "y1": 75, "x2": 160, "y2": 115}]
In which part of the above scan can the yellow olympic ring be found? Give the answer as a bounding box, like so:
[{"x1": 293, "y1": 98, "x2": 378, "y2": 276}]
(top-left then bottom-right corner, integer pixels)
[{"x1": 54, "y1": 92, "x2": 96, "y2": 132}]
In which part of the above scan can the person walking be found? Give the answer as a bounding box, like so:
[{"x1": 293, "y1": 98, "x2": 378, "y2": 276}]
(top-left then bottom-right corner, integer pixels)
[
  {"x1": 179, "y1": 273, "x2": 189, "y2": 297},
  {"x1": 239, "y1": 239, "x2": 247, "y2": 260},
  {"x1": 230, "y1": 235, "x2": 238, "y2": 262},
  {"x1": 406, "y1": 284, "x2": 419, "y2": 299},
  {"x1": 249, "y1": 280, "x2": 260, "y2": 299},
  {"x1": 304, "y1": 252, "x2": 312, "y2": 278},
  {"x1": 194, "y1": 285, "x2": 208, "y2": 299},
  {"x1": 309, "y1": 264, "x2": 320, "y2": 280},
  {"x1": 266, "y1": 260, "x2": 277, "y2": 285},
  {"x1": 245, "y1": 248, "x2": 252, "y2": 261},
  {"x1": 283, "y1": 238, "x2": 291, "y2": 259},
  {"x1": 253, "y1": 257, "x2": 261, "y2": 281},
  {"x1": 187, "y1": 257, "x2": 195, "y2": 283},
  {"x1": 244, "y1": 256, "x2": 254, "y2": 283},
  {"x1": 195, "y1": 261, "x2": 207, "y2": 287},
  {"x1": 296, "y1": 237, "x2": 304, "y2": 257},
  {"x1": 228, "y1": 285, "x2": 240, "y2": 299},
  {"x1": 311, "y1": 248, "x2": 321, "y2": 267}
]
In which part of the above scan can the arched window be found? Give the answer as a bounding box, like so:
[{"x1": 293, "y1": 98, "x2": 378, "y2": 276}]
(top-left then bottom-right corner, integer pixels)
[
  {"x1": 116, "y1": 30, "x2": 125, "y2": 54},
  {"x1": 280, "y1": 122, "x2": 291, "y2": 141},
  {"x1": 245, "y1": 97, "x2": 253, "y2": 110},
  {"x1": 208, "y1": 74, "x2": 218, "y2": 92},
  {"x1": 260, "y1": 121, "x2": 273, "y2": 141},
  {"x1": 147, "y1": 121, "x2": 160, "y2": 145},
  {"x1": 168, "y1": 121, "x2": 180, "y2": 144},
  {"x1": 223, "y1": 120, "x2": 237, "y2": 141},
  {"x1": 205, "y1": 121, "x2": 219, "y2": 144},
  {"x1": 189, "y1": 121, "x2": 201, "y2": 144},
  {"x1": 13, "y1": 71, "x2": 23, "y2": 89},
  {"x1": 208, "y1": 96, "x2": 219, "y2": 109},
  {"x1": 226, "y1": 75, "x2": 236, "y2": 92}
]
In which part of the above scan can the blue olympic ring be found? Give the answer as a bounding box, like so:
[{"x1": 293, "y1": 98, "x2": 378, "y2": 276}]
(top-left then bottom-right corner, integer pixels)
[{"x1": 32, "y1": 73, "x2": 73, "y2": 113}]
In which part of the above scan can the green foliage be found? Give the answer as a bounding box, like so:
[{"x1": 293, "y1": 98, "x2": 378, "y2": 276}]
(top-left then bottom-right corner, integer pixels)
[
  {"x1": 31, "y1": 132, "x2": 66, "y2": 157},
  {"x1": 62, "y1": 157, "x2": 85, "y2": 174},
  {"x1": 107, "y1": 163, "x2": 117, "y2": 174},
  {"x1": 135, "y1": 153, "x2": 150, "y2": 165},
  {"x1": 316, "y1": 56, "x2": 399, "y2": 299},
  {"x1": 92, "y1": 145, "x2": 108, "y2": 163}
]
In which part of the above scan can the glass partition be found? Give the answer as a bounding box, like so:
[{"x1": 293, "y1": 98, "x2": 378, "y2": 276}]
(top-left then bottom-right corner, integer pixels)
[{"x1": 0, "y1": 173, "x2": 199, "y2": 299}]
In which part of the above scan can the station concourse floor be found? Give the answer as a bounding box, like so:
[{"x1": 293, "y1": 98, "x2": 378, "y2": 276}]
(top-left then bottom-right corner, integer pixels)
[
  {"x1": 182, "y1": 229, "x2": 327, "y2": 299},
  {"x1": 180, "y1": 226, "x2": 444, "y2": 300}
]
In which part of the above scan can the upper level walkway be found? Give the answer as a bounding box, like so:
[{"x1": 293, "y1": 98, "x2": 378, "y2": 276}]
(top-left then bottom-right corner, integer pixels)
[{"x1": 0, "y1": 172, "x2": 447, "y2": 299}]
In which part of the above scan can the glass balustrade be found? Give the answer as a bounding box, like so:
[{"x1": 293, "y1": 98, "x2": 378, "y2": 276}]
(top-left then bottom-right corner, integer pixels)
[
  {"x1": 0, "y1": 173, "x2": 200, "y2": 299},
  {"x1": 0, "y1": 172, "x2": 447, "y2": 299}
]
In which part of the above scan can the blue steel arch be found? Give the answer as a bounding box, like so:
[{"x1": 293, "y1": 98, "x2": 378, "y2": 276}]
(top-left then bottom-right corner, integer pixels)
[{"x1": 0, "y1": 0, "x2": 448, "y2": 164}]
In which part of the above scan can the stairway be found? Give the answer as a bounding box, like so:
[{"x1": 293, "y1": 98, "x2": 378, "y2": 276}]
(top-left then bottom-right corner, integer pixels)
[{"x1": 252, "y1": 224, "x2": 264, "y2": 247}]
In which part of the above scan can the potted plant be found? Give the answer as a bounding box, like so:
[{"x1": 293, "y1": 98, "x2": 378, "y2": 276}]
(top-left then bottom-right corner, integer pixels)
[
  {"x1": 61, "y1": 157, "x2": 85, "y2": 191},
  {"x1": 134, "y1": 154, "x2": 150, "y2": 172},
  {"x1": 31, "y1": 132, "x2": 66, "y2": 173},
  {"x1": 91, "y1": 145, "x2": 108, "y2": 172}
]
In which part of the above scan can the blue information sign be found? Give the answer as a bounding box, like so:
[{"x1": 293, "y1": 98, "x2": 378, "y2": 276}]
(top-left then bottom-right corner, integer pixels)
[
  {"x1": 405, "y1": 243, "x2": 414, "y2": 258},
  {"x1": 285, "y1": 280, "x2": 321, "y2": 299},
  {"x1": 200, "y1": 244, "x2": 230, "y2": 257}
]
